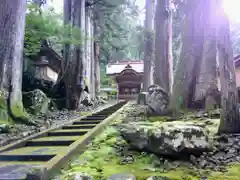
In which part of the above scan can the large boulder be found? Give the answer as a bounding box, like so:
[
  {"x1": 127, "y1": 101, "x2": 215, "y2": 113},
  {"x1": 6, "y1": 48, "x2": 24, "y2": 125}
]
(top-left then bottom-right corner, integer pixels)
[
  {"x1": 119, "y1": 121, "x2": 212, "y2": 157},
  {"x1": 23, "y1": 89, "x2": 50, "y2": 115},
  {"x1": 146, "y1": 85, "x2": 169, "y2": 115},
  {"x1": 0, "y1": 124, "x2": 10, "y2": 133}
]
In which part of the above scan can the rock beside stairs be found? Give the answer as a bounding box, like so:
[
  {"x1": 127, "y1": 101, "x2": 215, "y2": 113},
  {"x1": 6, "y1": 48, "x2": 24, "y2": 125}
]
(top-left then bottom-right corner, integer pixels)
[
  {"x1": 119, "y1": 121, "x2": 212, "y2": 157},
  {"x1": 145, "y1": 85, "x2": 169, "y2": 115},
  {"x1": 23, "y1": 89, "x2": 51, "y2": 115}
]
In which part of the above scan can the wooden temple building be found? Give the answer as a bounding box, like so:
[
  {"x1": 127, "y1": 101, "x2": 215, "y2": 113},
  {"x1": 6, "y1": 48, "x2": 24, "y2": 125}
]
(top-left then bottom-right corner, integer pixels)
[
  {"x1": 106, "y1": 61, "x2": 143, "y2": 100},
  {"x1": 106, "y1": 56, "x2": 240, "y2": 100}
]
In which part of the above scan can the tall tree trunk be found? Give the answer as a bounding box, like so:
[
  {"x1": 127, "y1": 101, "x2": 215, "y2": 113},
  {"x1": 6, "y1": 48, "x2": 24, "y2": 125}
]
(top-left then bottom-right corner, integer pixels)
[
  {"x1": 85, "y1": 6, "x2": 95, "y2": 99},
  {"x1": 217, "y1": 0, "x2": 240, "y2": 133},
  {"x1": 143, "y1": 0, "x2": 154, "y2": 91},
  {"x1": 170, "y1": 1, "x2": 205, "y2": 111},
  {"x1": 85, "y1": 7, "x2": 91, "y2": 93},
  {"x1": 154, "y1": 0, "x2": 173, "y2": 93},
  {"x1": 93, "y1": 7, "x2": 101, "y2": 97},
  {"x1": 94, "y1": 42, "x2": 100, "y2": 96},
  {"x1": 194, "y1": 0, "x2": 219, "y2": 111},
  {"x1": 63, "y1": 0, "x2": 86, "y2": 110},
  {"x1": 0, "y1": 0, "x2": 31, "y2": 124},
  {"x1": 62, "y1": 0, "x2": 72, "y2": 74},
  {"x1": 90, "y1": 24, "x2": 96, "y2": 98}
]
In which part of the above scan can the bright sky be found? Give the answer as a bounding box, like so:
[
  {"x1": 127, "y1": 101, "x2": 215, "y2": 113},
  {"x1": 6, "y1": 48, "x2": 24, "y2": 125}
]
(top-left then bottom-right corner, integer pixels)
[{"x1": 49, "y1": 0, "x2": 240, "y2": 23}]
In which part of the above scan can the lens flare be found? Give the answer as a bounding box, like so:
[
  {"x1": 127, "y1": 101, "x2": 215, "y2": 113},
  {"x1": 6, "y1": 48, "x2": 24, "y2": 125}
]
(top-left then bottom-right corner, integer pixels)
[{"x1": 223, "y1": 0, "x2": 240, "y2": 22}]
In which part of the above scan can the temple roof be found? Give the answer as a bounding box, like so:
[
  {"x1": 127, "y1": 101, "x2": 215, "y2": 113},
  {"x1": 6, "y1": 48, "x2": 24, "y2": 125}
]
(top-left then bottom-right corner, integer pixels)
[
  {"x1": 234, "y1": 55, "x2": 240, "y2": 67},
  {"x1": 106, "y1": 60, "x2": 143, "y2": 75}
]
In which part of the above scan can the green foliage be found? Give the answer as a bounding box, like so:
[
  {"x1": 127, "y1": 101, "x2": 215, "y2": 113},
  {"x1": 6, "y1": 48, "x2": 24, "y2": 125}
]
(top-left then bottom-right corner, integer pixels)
[
  {"x1": 108, "y1": 89, "x2": 117, "y2": 96},
  {"x1": 24, "y1": 3, "x2": 84, "y2": 56},
  {"x1": 95, "y1": 0, "x2": 144, "y2": 65}
]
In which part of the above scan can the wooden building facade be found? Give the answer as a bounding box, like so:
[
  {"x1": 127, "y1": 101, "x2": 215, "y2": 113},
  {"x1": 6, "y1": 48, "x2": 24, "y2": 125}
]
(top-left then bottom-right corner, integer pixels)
[{"x1": 106, "y1": 61, "x2": 143, "y2": 100}]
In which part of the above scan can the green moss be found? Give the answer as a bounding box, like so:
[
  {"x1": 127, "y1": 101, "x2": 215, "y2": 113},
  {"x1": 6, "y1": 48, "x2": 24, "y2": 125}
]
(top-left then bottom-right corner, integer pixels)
[
  {"x1": 10, "y1": 102, "x2": 37, "y2": 125},
  {"x1": 58, "y1": 124, "x2": 201, "y2": 179},
  {"x1": 59, "y1": 133, "x2": 202, "y2": 180},
  {"x1": 4, "y1": 146, "x2": 67, "y2": 155},
  {"x1": 207, "y1": 164, "x2": 240, "y2": 180},
  {"x1": 10, "y1": 102, "x2": 29, "y2": 119},
  {"x1": 30, "y1": 136, "x2": 81, "y2": 142},
  {"x1": 0, "y1": 95, "x2": 12, "y2": 125},
  {"x1": 59, "y1": 126, "x2": 240, "y2": 180},
  {"x1": 57, "y1": 104, "x2": 233, "y2": 180},
  {"x1": 148, "y1": 114, "x2": 220, "y2": 136},
  {"x1": 78, "y1": 111, "x2": 90, "y2": 116},
  {"x1": 148, "y1": 116, "x2": 170, "y2": 122},
  {"x1": 0, "y1": 109, "x2": 12, "y2": 125}
]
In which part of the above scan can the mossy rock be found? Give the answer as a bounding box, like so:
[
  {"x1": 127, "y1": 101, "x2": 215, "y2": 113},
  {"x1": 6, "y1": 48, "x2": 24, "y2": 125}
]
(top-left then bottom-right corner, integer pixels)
[
  {"x1": 148, "y1": 116, "x2": 172, "y2": 122},
  {"x1": 0, "y1": 108, "x2": 12, "y2": 125},
  {"x1": 23, "y1": 89, "x2": 50, "y2": 115},
  {"x1": 0, "y1": 95, "x2": 12, "y2": 125},
  {"x1": 10, "y1": 102, "x2": 37, "y2": 126}
]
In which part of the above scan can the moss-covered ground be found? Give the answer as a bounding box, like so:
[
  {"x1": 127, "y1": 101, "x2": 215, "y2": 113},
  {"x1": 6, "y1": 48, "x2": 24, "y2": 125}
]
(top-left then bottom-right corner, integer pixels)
[{"x1": 56, "y1": 107, "x2": 240, "y2": 180}]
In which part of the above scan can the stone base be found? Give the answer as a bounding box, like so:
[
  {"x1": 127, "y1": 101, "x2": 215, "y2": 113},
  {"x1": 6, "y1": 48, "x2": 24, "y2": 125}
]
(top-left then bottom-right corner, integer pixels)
[{"x1": 137, "y1": 92, "x2": 148, "y2": 105}]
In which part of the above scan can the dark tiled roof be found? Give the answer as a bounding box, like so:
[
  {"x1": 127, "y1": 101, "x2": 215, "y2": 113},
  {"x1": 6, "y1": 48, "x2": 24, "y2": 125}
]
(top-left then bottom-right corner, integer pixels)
[{"x1": 234, "y1": 55, "x2": 240, "y2": 67}]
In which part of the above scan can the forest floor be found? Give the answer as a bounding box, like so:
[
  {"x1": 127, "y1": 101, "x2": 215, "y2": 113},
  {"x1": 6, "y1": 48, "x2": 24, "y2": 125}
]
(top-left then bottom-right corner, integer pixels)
[
  {"x1": 54, "y1": 102, "x2": 240, "y2": 180},
  {"x1": 0, "y1": 102, "x2": 110, "y2": 147}
]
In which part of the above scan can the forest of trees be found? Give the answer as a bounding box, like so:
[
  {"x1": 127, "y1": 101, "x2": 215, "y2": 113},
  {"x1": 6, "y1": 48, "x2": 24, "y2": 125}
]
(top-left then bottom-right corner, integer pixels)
[
  {"x1": 0, "y1": 0, "x2": 144, "y2": 125},
  {"x1": 0, "y1": 0, "x2": 240, "y2": 134},
  {"x1": 142, "y1": 0, "x2": 240, "y2": 134}
]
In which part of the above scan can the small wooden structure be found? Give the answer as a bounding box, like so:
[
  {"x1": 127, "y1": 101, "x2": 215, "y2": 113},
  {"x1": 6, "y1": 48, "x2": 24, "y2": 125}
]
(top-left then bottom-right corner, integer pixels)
[
  {"x1": 106, "y1": 61, "x2": 143, "y2": 100},
  {"x1": 33, "y1": 40, "x2": 62, "y2": 82}
]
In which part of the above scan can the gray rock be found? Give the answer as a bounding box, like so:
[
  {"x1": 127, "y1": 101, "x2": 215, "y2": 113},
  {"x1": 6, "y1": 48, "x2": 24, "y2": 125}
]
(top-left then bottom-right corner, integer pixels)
[
  {"x1": 120, "y1": 121, "x2": 212, "y2": 157},
  {"x1": 146, "y1": 85, "x2": 169, "y2": 115},
  {"x1": 80, "y1": 91, "x2": 93, "y2": 106},
  {"x1": 96, "y1": 96, "x2": 108, "y2": 104},
  {"x1": 121, "y1": 104, "x2": 147, "y2": 122},
  {"x1": 0, "y1": 124, "x2": 10, "y2": 133},
  {"x1": 23, "y1": 89, "x2": 50, "y2": 115},
  {"x1": 74, "y1": 172, "x2": 94, "y2": 180},
  {"x1": 119, "y1": 155, "x2": 134, "y2": 165},
  {"x1": 108, "y1": 174, "x2": 136, "y2": 180},
  {"x1": 137, "y1": 92, "x2": 148, "y2": 105}
]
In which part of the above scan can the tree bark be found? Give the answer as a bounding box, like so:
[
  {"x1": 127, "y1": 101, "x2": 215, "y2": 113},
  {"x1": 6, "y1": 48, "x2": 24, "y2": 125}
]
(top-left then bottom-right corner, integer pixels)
[
  {"x1": 194, "y1": 0, "x2": 219, "y2": 111},
  {"x1": 170, "y1": 0, "x2": 205, "y2": 111},
  {"x1": 154, "y1": 0, "x2": 173, "y2": 93},
  {"x1": 94, "y1": 42, "x2": 100, "y2": 96},
  {"x1": 217, "y1": 0, "x2": 240, "y2": 133},
  {"x1": 0, "y1": 0, "x2": 31, "y2": 124},
  {"x1": 85, "y1": 6, "x2": 95, "y2": 99},
  {"x1": 143, "y1": 0, "x2": 154, "y2": 91},
  {"x1": 93, "y1": 8, "x2": 101, "y2": 97},
  {"x1": 63, "y1": 0, "x2": 86, "y2": 110},
  {"x1": 85, "y1": 7, "x2": 91, "y2": 94}
]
